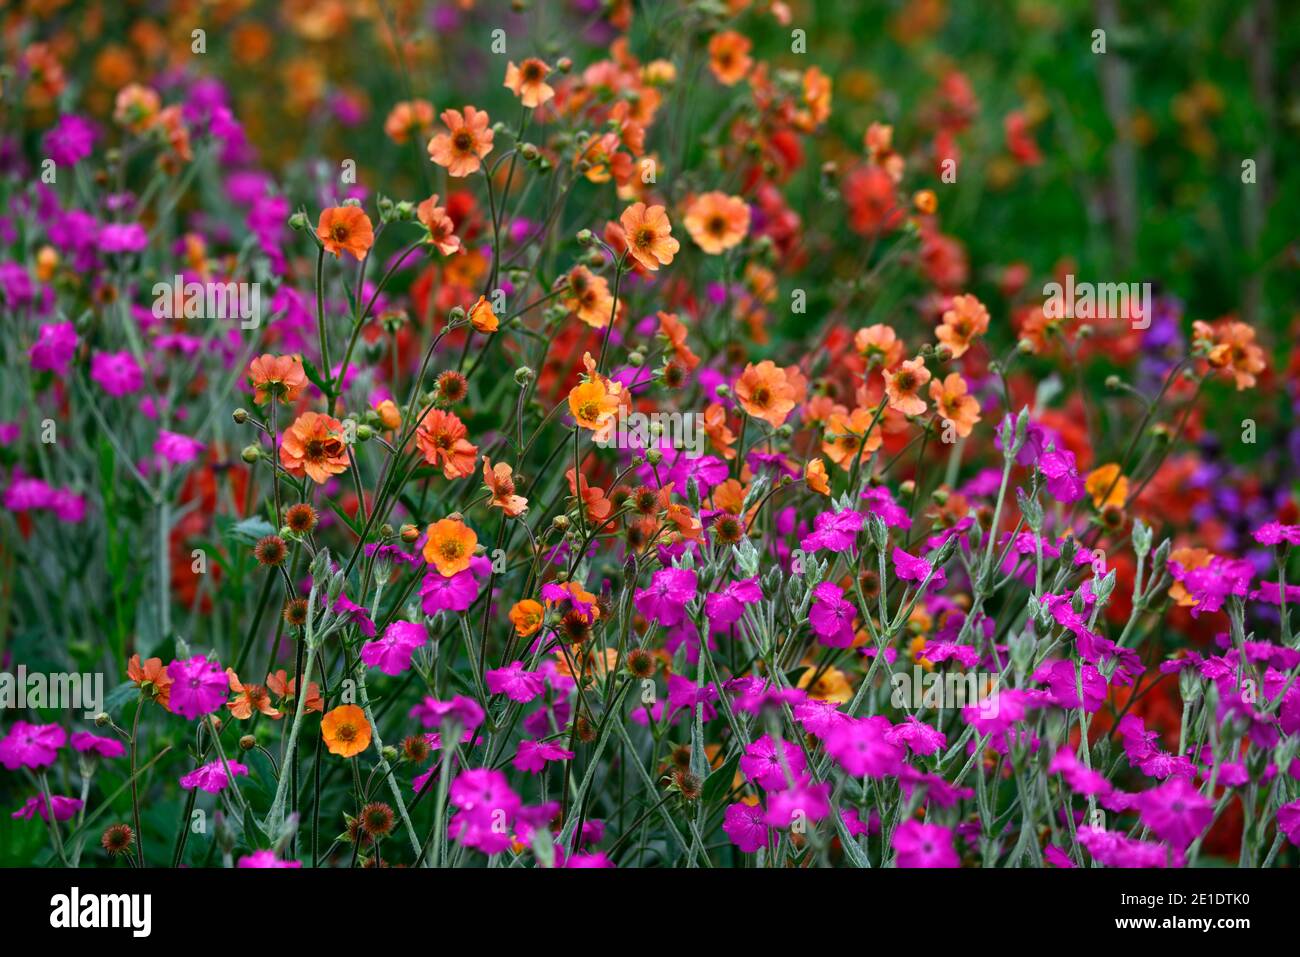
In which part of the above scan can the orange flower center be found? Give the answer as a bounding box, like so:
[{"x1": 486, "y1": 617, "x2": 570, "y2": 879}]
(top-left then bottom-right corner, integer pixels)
[
  {"x1": 453, "y1": 130, "x2": 474, "y2": 152},
  {"x1": 336, "y1": 723, "x2": 357, "y2": 742},
  {"x1": 635, "y1": 227, "x2": 655, "y2": 249},
  {"x1": 330, "y1": 223, "x2": 349, "y2": 242},
  {"x1": 440, "y1": 540, "x2": 464, "y2": 560}
]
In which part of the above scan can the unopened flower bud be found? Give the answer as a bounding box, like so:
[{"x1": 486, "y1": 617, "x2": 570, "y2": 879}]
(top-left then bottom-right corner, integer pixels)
[
  {"x1": 241, "y1": 444, "x2": 262, "y2": 464},
  {"x1": 233, "y1": 408, "x2": 249, "y2": 424}
]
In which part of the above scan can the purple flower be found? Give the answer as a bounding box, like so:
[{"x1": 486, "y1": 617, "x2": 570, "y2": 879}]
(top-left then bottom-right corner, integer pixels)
[
  {"x1": 1252, "y1": 521, "x2": 1300, "y2": 547},
  {"x1": 1038, "y1": 446, "x2": 1085, "y2": 503},
  {"x1": 486, "y1": 661, "x2": 545, "y2": 703},
  {"x1": 360, "y1": 620, "x2": 427, "y2": 675},
  {"x1": 420, "y1": 567, "x2": 480, "y2": 614},
  {"x1": 332, "y1": 592, "x2": 376, "y2": 637},
  {"x1": 892, "y1": 820, "x2": 959, "y2": 868},
  {"x1": 90, "y1": 350, "x2": 143, "y2": 396},
  {"x1": 42, "y1": 114, "x2": 97, "y2": 166},
  {"x1": 448, "y1": 769, "x2": 521, "y2": 855},
  {"x1": 166, "y1": 655, "x2": 228, "y2": 720},
  {"x1": 634, "y1": 567, "x2": 697, "y2": 627},
  {"x1": 1078, "y1": 825, "x2": 1182, "y2": 867},
  {"x1": 861, "y1": 485, "x2": 910, "y2": 528},
  {"x1": 824, "y1": 716, "x2": 904, "y2": 778},
  {"x1": 808, "y1": 581, "x2": 855, "y2": 647},
  {"x1": 891, "y1": 546, "x2": 932, "y2": 582},
  {"x1": 97, "y1": 222, "x2": 148, "y2": 254},
  {"x1": 70, "y1": 731, "x2": 125, "y2": 759},
  {"x1": 3, "y1": 476, "x2": 55, "y2": 512},
  {"x1": 0, "y1": 721, "x2": 66, "y2": 770},
  {"x1": 740, "y1": 734, "x2": 806, "y2": 791},
  {"x1": 723, "y1": 802, "x2": 768, "y2": 852},
  {"x1": 0, "y1": 261, "x2": 35, "y2": 309},
  {"x1": 886, "y1": 715, "x2": 947, "y2": 756},
  {"x1": 409, "y1": 694, "x2": 484, "y2": 736},
  {"x1": 180, "y1": 758, "x2": 249, "y2": 793},
  {"x1": 800, "y1": 508, "x2": 864, "y2": 554},
  {"x1": 704, "y1": 576, "x2": 761, "y2": 631},
  {"x1": 154, "y1": 429, "x2": 204, "y2": 466},
  {"x1": 12, "y1": 794, "x2": 82, "y2": 822},
  {"x1": 764, "y1": 780, "x2": 831, "y2": 828},
  {"x1": 1135, "y1": 777, "x2": 1213, "y2": 848},
  {"x1": 238, "y1": 850, "x2": 301, "y2": 868},
  {"x1": 29, "y1": 321, "x2": 77, "y2": 375},
  {"x1": 513, "y1": 739, "x2": 575, "y2": 773}
]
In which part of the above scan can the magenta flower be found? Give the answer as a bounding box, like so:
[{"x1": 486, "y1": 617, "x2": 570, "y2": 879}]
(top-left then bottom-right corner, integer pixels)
[
  {"x1": 360, "y1": 620, "x2": 427, "y2": 675},
  {"x1": 704, "y1": 576, "x2": 762, "y2": 630},
  {"x1": 885, "y1": 715, "x2": 946, "y2": 756},
  {"x1": 634, "y1": 566, "x2": 697, "y2": 627},
  {"x1": 29, "y1": 321, "x2": 77, "y2": 376},
  {"x1": 808, "y1": 581, "x2": 855, "y2": 647},
  {"x1": 1135, "y1": 777, "x2": 1213, "y2": 848},
  {"x1": 237, "y1": 850, "x2": 302, "y2": 868},
  {"x1": 12, "y1": 794, "x2": 82, "y2": 822},
  {"x1": 891, "y1": 546, "x2": 932, "y2": 582},
  {"x1": 1038, "y1": 446, "x2": 1085, "y2": 503},
  {"x1": 0, "y1": 721, "x2": 66, "y2": 770},
  {"x1": 409, "y1": 694, "x2": 485, "y2": 735},
  {"x1": 42, "y1": 114, "x2": 96, "y2": 166},
  {"x1": 448, "y1": 768, "x2": 521, "y2": 855},
  {"x1": 332, "y1": 592, "x2": 376, "y2": 637},
  {"x1": 723, "y1": 801, "x2": 768, "y2": 853},
  {"x1": 70, "y1": 731, "x2": 125, "y2": 759},
  {"x1": 800, "y1": 507, "x2": 864, "y2": 553},
  {"x1": 97, "y1": 222, "x2": 148, "y2": 254},
  {"x1": 485, "y1": 661, "x2": 545, "y2": 703},
  {"x1": 420, "y1": 567, "x2": 480, "y2": 614},
  {"x1": 764, "y1": 780, "x2": 831, "y2": 828},
  {"x1": 1036, "y1": 659, "x2": 1107, "y2": 713},
  {"x1": 861, "y1": 485, "x2": 911, "y2": 529},
  {"x1": 1078, "y1": 825, "x2": 1182, "y2": 868},
  {"x1": 180, "y1": 758, "x2": 249, "y2": 793},
  {"x1": 513, "y1": 739, "x2": 575, "y2": 773},
  {"x1": 166, "y1": 655, "x2": 228, "y2": 720},
  {"x1": 1277, "y1": 800, "x2": 1300, "y2": 847},
  {"x1": 891, "y1": 820, "x2": 959, "y2": 868},
  {"x1": 824, "y1": 716, "x2": 904, "y2": 778},
  {"x1": 740, "y1": 733, "x2": 807, "y2": 791},
  {"x1": 153, "y1": 429, "x2": 205, "y2": 466},
  {"x1": 90, "y1": 350, "x2": 144, "y2": 396},
  {"x1": 1253, "y1": 521, "x2": 1300, "y2": 547}
]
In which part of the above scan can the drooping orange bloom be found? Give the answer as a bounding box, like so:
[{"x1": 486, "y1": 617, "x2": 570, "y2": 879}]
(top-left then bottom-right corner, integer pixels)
[
  {"x1": 928, "y1": 373, "x2": 981, "y2": 438},
  {"x1": 415, "y1": 409, "x2": 478, "y2": 479},
  {"x1": 703, "y1": 402, "x2": 737, "y2": 459},
  {"x1": 383, "y1": 99, "x2": 434, "y2": 144},
  {"x1": 619, "y1": 203, "x2": 679, "y2": 272},
  {"x1": 247, "y1": 353, "x2": 307, "y2": 405},
  {"x1": 427, "y1": 106, "x2": 494, "y2": 177},
  {"x1": 567, "y1": 468, "x2": 613, "y2": 525},
  {"x1": 684, "y1": 191, "x2": 751, "y2": 254},
  {"x1": 1085, "y1": 463, "x2": 1128, "y2": 510},
  {"x1": 509, "y1": 599, "x2": 544, "y2": 638},
  {"x1": 317, "y1": 206, "x2": 375, "y2": 261},
  {"x1": 805, "y1": 457, "x2": 830, "y2": 495},
  {"x1": 226, "y1": 669, "x2": 281, "y2": 720},
  {"x1": 734, "y1": 360, "x2": 798, "y2": 427},
  {"x1": 854, "y1": 324, "x2": 904, "y2": 370},
  {"x1": 417, "y1": 195, "x2": 461, "y2": 256},
  {"x1": 155, "y1": 105, "x2": 192, "y2": 164},
  {"x1": 279, "y1": 412, "x2": 350, "y2": 484},
  {"x1": 936, "y1": 294, "x2": 990, "y2": 358},
  {"x1": 708, "y1": 30, "x2": 752, "y2": 86},
  {"x1": 266, "y1": 670, "x2": 324, "y2": 713},
  {"x1": 657, "y1": 312, "x2": 700, "y2": 370},
  {"x1": 483, "y1": 457, "x2": 528, "y2": 517},
  {"x1": 885, "y1": 358, "x2": 932, "y2": 417},
  {"x1": 795, "y1": 66, "x2": 833, "y2": 130},
  {"x1": 504, "y1": 58, "x2": 555, "y2": 108},
  {"x1": 666, "y1": 501, "x2": 704, "y2": 541},
  {"x1": 468, "y1": 295, "x2": 499, "y2": 333},
  {"x1": 564, "y1": 266, "x2": 616, "y2": 329},
  {"x1": 1193, "y1": 319, "x2": 1266, "y2": 390},
  {"x1": 374, "y1": 399, "x2": 401, "y2": 431},
  {"x1": 127, "y1": 654, "x2": 172, "y2": 708},
  {"x1": 423, "y1": 517, "x2": 478, "y2": 577},
  {"x1": 321, "y1": 704, "x2": 371, "y2": 758}
]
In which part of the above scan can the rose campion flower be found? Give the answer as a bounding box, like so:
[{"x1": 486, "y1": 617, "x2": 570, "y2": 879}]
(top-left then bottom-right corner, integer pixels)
[
  {"x1": 892, "y1": 820, "x2": 960, "y2": 868},
  {"x1": 485, "y1": 661, "x2": 545, "y2": 703},
  {"x1": 29, "y1": 321, "x2": 77, "y2": 375},
  {"x1": 360, "y1": 620, "x2": 428, "y2": 675},
  {"x1": 0, "y1": 721, "x2": 66, "y2": 770},
  {"x1": 90, "y1": 350, "x2": 144, "y2": 396},
  {"x1": 166, "y1": 655, "x2": 229, "y2": 720},
  {"x1": 180, "y1": 758, "x2": 249, "y2": 793}
]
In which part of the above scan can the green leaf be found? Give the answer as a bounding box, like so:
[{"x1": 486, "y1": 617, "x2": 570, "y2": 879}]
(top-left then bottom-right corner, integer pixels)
[
  {"x1": 229, "y1": 516, "x2": 277, "y2": 544},
  {"x1": 702, "y1": 753, "x2": 740, "y2": 805}
]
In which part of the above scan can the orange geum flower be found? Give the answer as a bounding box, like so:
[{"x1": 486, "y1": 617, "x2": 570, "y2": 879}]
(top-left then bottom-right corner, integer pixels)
[
  {"x1": 417, "y1": 195, "x2": 461, "y2": 256},
  {"x1": 568, "y1": 378, "x2": 621, "y2": 433},
  {"x1": 266, "y1": 670, "x2": 324, "y2": 713},
  {"x1": 226, "y1": 669, "x2": 281, "y2": 721},
  {"x1": 823, "y1": 407, "x2": 884, "y2": 471},
  {"x1": 374, "y1": 399, "x2": 402, "y2": 431},
  {"x1": 468, "y1": 294, "x2": 499, "y2": 333},
  {"x1": 936, "y1": 294, "x2": 990, "y2": 359},
  {"x1": 423, "y1": 516, "x2": 478, "y2": 577},
  {"x1": 564, "y1": 266, "x2": 616, "y2": 329},
  {"x1": 806, "y1": 457, "x2": 831, "y2": 495},
  {"x1": 383, "y1": 99, "x2": 434, "y2": 144},
  {"x1": 321, "y1": 704, "x2": 371, "y2": 758},
  {"x1": 567, "y1": 468, "x2": 613, "y2": 525},
  {"x1": 504, "y1": 58, "x2": 555, "y2": 108},
  {"x1": 483, "y1": 457, "x2": 528, "y2": 517},
  {"x1": 928, "y1": 373, "x2": 981, "y2": 438},
  {"x1": 885, "y1": 358, "x2": 931, "y2": 417},
  {"x1": 854, "y1": 324, "x2": 904, "y2": 370},
  {"x1": 708, "y1": 30, "x2": 752, "y2": 86},
  {"x1": 1193, "y1": 319, "x2": 1266, "y2": 391},
  {"x1": 317, "y1": 205, "x2": 374, "y2": 261},
  {"x1": 619, "y1": 202, "x2": 679, "y2": 272},
  {"x1": 279, "y1": 411, "x2": 350, "y2": 484},
  {"x1": 703, "y1": 402, "x2": 737, "y2": 459},
  {"x1": 127, "y1": 654, "x2": 172, "y2": 709},
  {"x1": 114, "y1": 83, "x2": 161, "y2": 133},
  {"x1": 509, "y1": 599, "x2": 544, "y2": 638},
  {"x1": 734, "y1": 360, "x2": 798, "y2": 428},
  {"x1": 1085, "y1": 463, "x2": 1128, "y2": 510},
  {"x1": 657, "y1": 312, "x2": 700, "y2": 371},
  {"x1": 247, "y1": 353, "x2": 307, "y2": 405},
  {"x1": 415, "y1": 408, "x2": 478, "y2": 479},
  {"x1": 427, "y1": 106, "x2": 494, "y2": 177},
  {"x1": 684, "y1": 191, "x2": 751, "y2": 254}
]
